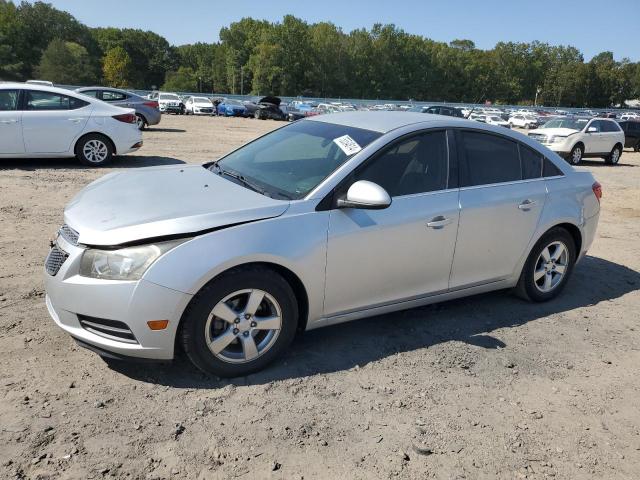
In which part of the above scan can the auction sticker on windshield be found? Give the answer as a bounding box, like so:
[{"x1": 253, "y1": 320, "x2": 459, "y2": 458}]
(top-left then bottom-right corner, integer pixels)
[{"x1": 333, "y1": 135, "x2": 362, "y2": 156}]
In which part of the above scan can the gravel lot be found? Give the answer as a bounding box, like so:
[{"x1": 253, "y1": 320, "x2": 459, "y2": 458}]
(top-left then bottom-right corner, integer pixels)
[{"x1": 1, "y1": 114, "x2": 639, "y2": 480}]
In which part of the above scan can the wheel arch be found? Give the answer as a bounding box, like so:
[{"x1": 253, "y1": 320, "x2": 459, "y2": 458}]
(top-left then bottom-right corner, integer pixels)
[
  {"x1": 74, "y1": 131, "x2": 117, "y2": 156},
  {"x1": 174, "y1": 261, "x2": 310, "y2": 355},
  {"x1": 571, "y1": 141, "x2": 585, "y2": 152}
]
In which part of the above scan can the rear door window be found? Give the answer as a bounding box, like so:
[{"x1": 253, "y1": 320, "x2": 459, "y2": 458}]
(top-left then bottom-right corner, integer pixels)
[
  {"x1": 25, "y1": 91, "x2": 89, "y2": 111},
  {"x1": 0, "y1": 90, "x2": 19, "y2": 111},
  {"x1": 102, "y1": 90, "x2": 128, "y2": 102},
  {"x1": 460, "y1": 131, "x2": 521, "y2": 186},
  {"x1": 519, "y1": 145, "x2": 542, "y2": 179}
]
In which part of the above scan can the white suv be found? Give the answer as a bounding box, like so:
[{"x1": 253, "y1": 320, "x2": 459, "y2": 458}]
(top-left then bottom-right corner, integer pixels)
[
  {"x1": 509, "y1": 113, "x2": 538, "y2": 129},
  {"x1": 528, "y1": 117, "x2": 625, "y2": 165}
]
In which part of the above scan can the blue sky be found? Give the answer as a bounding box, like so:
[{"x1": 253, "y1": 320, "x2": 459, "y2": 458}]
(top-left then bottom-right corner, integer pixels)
[{"x1": 27, "y1": 0, "x2": 639, "y2": 61}]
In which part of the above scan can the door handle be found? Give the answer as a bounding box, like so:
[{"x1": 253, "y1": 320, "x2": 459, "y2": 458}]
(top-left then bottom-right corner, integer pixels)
[
  {"x1": 0, "y1": 119, "x2": 17, "y2": 124},
  {"x1": 518, "y1": 199, "x2": 537, "y2": 210},
  {"x1": 68, "y1": 118, "x2": 83, "y2": 123},
  {"x1": 427, "y1": 216, "x2": 453, "y2": 229}
]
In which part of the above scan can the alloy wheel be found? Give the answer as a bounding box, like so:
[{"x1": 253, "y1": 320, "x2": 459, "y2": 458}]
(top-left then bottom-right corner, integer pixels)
[
  {"x1": 82, "y1": 139, "x2": 109, "y2": 163},
  {"x1": 533, "y1": 241, "x2": 569, "y2": 293},
  {"x1": 571, "y1": 147, "x2": 582, "y2": 165},
  {"x1": 610, "y1": 148, "x2": 620, "y2": 164},
  {"x1": 205, "y1": 289, "x2": 282, "y2": 364}
]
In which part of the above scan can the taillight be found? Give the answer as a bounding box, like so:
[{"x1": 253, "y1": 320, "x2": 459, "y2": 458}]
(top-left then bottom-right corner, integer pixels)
[
  {"x1": 143, "y1": 101, "x2": 159, "y2": 109},
  {"x1": 112, "y1": 113, "x2": 136, "y2": 124},
  {"x1": 592, "y1": 181, "x2": 602, "y2": 203}
]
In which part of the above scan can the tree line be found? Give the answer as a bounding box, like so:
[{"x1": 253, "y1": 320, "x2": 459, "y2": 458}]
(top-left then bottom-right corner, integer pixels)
[{"x1": 1, "y1": 1, "x2": 639, "y2": 107}]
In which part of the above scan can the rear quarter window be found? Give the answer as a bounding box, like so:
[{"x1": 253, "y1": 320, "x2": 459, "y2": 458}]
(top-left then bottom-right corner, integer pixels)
[{"x1": 543, "y1": 158, "x2": 564, "y2": 177}]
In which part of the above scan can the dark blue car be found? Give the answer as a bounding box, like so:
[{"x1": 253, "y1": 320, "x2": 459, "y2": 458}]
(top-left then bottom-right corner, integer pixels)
[{"x1": 217, "y1": 99, "x2": 247, "y2": 117}]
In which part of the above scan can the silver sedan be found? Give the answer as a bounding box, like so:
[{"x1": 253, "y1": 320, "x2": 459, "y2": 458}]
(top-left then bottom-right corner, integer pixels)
[
  {"x1": 75, "y1": 87, "x2": 161, "y2": 130},
  {"x1": 44, "y1": 112, "x2": 601, "y2": 377}
]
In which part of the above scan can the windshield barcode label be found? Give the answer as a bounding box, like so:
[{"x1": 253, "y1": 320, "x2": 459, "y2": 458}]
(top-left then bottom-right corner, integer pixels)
[{"x1": 333, "y1": 135, "x2": 362, "y2": 156}]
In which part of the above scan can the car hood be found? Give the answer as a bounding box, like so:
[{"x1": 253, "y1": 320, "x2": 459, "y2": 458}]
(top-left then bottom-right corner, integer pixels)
[
  {"x1": 64, "y1": 165, "x2": 289, "y2": 247},
  {"x1": 529, "y1": 127, "x2": 579, "y2": 136},
  {"x1": 194, "y1": 101, "x2": 213, "y2": 107}
]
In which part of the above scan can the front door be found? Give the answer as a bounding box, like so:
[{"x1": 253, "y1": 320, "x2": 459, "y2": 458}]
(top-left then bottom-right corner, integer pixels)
[
  {"x1": 449, "y1": 130, "x2": 546, "y2": 288},
  {"x1": 323, "y1": 130, "x2": 459, "y2": 316},
  {"x1": 0, "y1": 89, "x2": 24, "y2": 154}
]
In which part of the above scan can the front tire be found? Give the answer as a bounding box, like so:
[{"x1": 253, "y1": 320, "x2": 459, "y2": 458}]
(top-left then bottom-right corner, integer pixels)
[
  {"x1": 605, "y1": 145, "x2": 622, "y2": 165},
  {"x1": 515, "y1": 227, "x2": 576, "y2": 302},
  {"x1": 75, "y1": 134, "x2": 114, "y2": 167},
  {"x1": 568, "y1": 144, "x2": 583, "y2": 165},
  {"x1": 181, "y1": 267, "x2": 299, "y2": 377}
]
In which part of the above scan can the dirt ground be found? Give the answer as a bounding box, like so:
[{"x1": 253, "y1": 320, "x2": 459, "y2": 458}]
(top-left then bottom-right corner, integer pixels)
[{"x1": 1, "y1": 114, "x2": 639, "y2": 480}]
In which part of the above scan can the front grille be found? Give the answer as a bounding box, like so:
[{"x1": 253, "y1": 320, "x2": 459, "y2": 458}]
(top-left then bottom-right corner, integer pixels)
[
  {"x1": 78, "y1": 315, "x2": 138, "y2": 344},
  {"x1": 45, "y1": 245, "x2": 68, "y2": 276},
  {"x1": 529, "y1": 134, "x2": 547, "y2": 143},
  {"x1": 59, "y1": 224, "x2": 79, "y2": 246}
]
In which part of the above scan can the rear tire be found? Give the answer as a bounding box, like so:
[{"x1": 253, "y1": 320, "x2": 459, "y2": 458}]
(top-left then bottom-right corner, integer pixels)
[
  {"x1": 135, "y1": 114, "x2": 146, "y2": 130},
  {"x1": 515, "y1": 227, "x2": 576, "y2": 302},
  {"x1": 605, "y1": 145, "x2": 622, "y2": 165},
  {"x1": 75, "y1": 134, "x2": 114, "y2": 167},
  {"x1": 181, "y1": 267, "x2": 298, "y2": 377}
]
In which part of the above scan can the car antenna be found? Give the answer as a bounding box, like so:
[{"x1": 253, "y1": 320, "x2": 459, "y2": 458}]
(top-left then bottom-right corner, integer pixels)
[{"x1": 465, "y1": 91, "x2": 486, "y2": 119}]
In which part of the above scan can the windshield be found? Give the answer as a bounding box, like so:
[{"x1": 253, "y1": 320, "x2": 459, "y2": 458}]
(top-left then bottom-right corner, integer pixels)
[
  {"x1": 542, "y1": 118, "x2": 588, "y2": 130},
  {"x1": 225, "y1": 99, "x2": 242, "y2": 106},
  {"x1": 489, "y1": 116, "x2": 502, "y2": 122},
  {"x1": 211, "y1": 120, "x2": 381, "y2": 200},
  {"x1": 194, "y1": 97, "x2": 211, "y2": 103},
  {"x1": 160, "y1": 94, "x2": 179, "y2": 100}
]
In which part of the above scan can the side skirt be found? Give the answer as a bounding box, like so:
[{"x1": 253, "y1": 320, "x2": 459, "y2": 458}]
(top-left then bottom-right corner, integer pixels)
[{"x1": 307, "y1": 279, "x2": 514, "y2": 330}]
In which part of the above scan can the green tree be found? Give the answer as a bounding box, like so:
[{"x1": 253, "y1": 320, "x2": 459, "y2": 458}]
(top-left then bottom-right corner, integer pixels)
[
  {"x1": 162, "y1": 66, "x2": 198, "y2": 91},
  {"x1": 0, "y1": 0, "x2": 22, "y2": 80},
  {"x1": 102, "y1": 46, "x2": 133, "y2": 88},
  {"x1": 36, "y1": 39, "x2": 98, "y2": 84}
]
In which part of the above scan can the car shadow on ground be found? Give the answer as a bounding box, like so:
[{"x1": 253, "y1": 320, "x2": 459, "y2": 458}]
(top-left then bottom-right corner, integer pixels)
[
  {"x1": 0, "y1": 155, "x2": 185, "y2": 170},
  {"x1": 579, "y1": 160, "x2": 637, "y2": 168},
  {"x1": 107, "y1": 255, "x2": 640, "y2": 388},
  {"x1": 144, "y1": 127, "x2": 186, "y2": 133}
]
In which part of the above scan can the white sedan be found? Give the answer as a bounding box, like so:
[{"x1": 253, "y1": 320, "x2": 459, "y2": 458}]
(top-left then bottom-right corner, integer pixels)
[
  {"x1": 184, "y1": 96, "x2": 215, "y2": 115},
  {"x1": 0, "y1": 83, "x2": 142, "y2": 166}
]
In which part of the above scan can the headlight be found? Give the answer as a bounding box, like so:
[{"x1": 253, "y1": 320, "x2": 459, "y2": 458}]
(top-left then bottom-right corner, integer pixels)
[
  {"x1": 548, "y1": 136, "x2": 567, "y2": 144},
  {"x1": 79, "y1": 239, "x2": 185, "y2": 280}
]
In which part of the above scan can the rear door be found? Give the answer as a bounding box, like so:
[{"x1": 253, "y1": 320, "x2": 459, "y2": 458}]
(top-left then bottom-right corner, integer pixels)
[
  {"x1": 600, "y1": 120, "x2": 622, "y2": 152},
  {"x1": 584, "y1": 120, "x2": 605, "y2": 153},
  {"x1": 449, "y1": 130, "x2": 546, "y2": 289},
  {"x1": 0, "y1": 89, "x2": 24, "y2": 154},
  {"x1": 21, "y1": 90, "x2": 92, "y2": 153}
]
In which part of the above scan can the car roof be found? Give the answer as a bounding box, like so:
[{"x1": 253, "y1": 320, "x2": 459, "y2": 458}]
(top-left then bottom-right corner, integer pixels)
[
  {"x1": 307, "y1": 111, "x2": 472, "y2": 133},
  {"x1": 0, "y1": 82, "x2": 80, "y2": 96}
]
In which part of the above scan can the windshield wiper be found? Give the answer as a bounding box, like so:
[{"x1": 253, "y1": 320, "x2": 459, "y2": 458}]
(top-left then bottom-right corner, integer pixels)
[{"x1": 211, "y1": 163, "x2": 268, "y2": 196}]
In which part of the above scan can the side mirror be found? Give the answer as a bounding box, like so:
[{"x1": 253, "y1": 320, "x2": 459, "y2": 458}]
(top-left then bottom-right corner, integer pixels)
[
  {"x1": 336, "y1": 180, "x2": 391, "y2": 210},
  {"x1": 587, "y1": 126, "x2": 597, "y2": 133}
]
